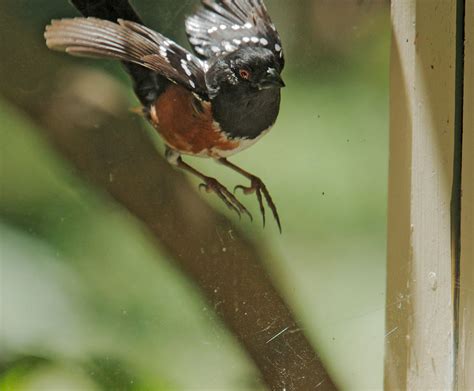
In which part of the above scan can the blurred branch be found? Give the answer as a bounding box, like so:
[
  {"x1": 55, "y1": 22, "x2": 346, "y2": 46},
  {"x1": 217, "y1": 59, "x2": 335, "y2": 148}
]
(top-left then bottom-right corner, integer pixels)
[{"x1": 0, "y1": 9, "x2": 337, "y2": 390}]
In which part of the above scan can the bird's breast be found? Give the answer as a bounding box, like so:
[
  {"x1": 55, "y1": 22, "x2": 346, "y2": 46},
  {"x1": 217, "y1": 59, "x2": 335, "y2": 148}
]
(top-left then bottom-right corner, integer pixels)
[{"x1": 149, "y1": 84, "x2": 240, "y2": 157}]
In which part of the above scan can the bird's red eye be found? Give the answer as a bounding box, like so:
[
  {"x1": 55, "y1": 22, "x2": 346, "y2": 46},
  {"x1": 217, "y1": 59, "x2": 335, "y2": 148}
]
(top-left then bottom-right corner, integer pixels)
[{"x1": 239, "y1": 69, "x2": 251, "y2": 80}]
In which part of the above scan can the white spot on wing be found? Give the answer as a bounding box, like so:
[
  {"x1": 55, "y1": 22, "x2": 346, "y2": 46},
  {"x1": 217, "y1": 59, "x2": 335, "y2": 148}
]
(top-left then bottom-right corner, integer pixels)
[
  {"x1": 180, "y1": 59, "x2": 192, "y2": 76},
  {"x1": 159, "y1": 45, "x2": 170, "y2": 62},
  {"x1": 275, "y1": 43, "x2": 282, "y2": 52},
  {"x1": 188, "y1": 37, "x2": 201, "y2": 45},
  {"x1": 244, "y1": 22, "x2": 252, "y2": 29},
  {"x1": 242, "y1": 37, "x2": 250, "y2": 43},
  {"x1": 260, "y1": 38, "x2": 268, "y2": 46},
  {"x1": 219, "y1": 24, "x2": 227, "y2": 30},
  {"x1": 223, "y1": 41, "x2": 236, "y2": 51},
  {"x1": 201, "y1": 60, "x2": 209, "y2": 72},
  {"x1": 187, "y1": 25, "x2": 199, "y2": 32},
  {"x1": 251, "y1": 37, "x2": 259, "y2": 43},
  {"x1": 208, "y1": 26, "x2": 218, "y2": 33}
]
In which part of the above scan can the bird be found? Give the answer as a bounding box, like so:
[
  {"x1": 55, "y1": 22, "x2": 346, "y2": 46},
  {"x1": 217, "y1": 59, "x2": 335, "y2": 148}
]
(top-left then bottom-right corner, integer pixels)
[{"x1": 44, "y1": 0, "x2": 285, "y2": 232}]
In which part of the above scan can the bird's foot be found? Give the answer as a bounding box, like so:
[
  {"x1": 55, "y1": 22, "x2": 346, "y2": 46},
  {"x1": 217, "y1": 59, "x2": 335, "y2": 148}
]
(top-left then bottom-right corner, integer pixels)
[
  {"x1": 199, "y1": 177, "x2": 253, "y2": 221},
  {"x1": 234, "y1": 176, "x2": 281, "y2": 233}
]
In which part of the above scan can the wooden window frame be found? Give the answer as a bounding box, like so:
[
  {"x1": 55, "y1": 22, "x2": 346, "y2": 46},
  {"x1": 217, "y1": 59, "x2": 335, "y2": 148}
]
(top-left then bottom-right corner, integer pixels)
[{"x1": 385, "y1": 0, "x2": 472, "y2": 389}]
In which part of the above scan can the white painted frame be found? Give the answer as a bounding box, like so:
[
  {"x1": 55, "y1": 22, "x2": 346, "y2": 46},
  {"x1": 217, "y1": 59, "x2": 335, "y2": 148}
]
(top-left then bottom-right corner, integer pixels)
[
  {"x1": 385, "y1": 0, "x2": 472, "y2": 389},
  {"x1": 458, "y1": 0, "x2": 473, "y2": 388}
]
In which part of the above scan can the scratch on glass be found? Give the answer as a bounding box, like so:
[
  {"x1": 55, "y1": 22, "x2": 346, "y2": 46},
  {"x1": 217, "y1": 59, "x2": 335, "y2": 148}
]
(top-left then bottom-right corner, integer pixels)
[
  {"x1": 385, "y1": 326, "x2": 399, "y2": 339},
  {"x1": 266, "y1": 326, "x2": 290, "y2": 344}
]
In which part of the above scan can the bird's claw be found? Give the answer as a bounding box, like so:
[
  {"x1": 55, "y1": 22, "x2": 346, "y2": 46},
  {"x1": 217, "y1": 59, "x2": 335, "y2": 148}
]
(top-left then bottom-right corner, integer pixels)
[
  {"x1": 199, "y1": 182, "x2": 212, "y2": 193},
  {"x1": 235, "y1": 176, "x2": 281, "y2": 233},
  {"x1": 233, "y1": 184, "x2": 254, "y2": 195},
  {"x1": 199, "y1": 177, "x2": 253, "y2": 221}
]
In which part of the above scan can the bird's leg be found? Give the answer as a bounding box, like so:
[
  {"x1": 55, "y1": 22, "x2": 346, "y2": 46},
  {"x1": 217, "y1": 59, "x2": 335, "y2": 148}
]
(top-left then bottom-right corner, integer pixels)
[
  {"x1": 165, "y1": 148, "x2": 252, "y2": 220},
  {"x1": 218, "y1": 158, "x2": 281, "y2": 233}
]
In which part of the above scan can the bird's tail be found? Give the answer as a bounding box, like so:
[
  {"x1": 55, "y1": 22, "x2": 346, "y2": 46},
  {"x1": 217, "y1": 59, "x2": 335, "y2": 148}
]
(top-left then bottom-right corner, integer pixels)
[{"x1": 69, "y1": 0, "x2": 168, "y2": 105}]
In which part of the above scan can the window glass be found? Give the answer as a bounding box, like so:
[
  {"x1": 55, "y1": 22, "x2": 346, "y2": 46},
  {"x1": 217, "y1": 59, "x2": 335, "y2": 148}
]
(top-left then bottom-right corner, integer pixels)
[{"x1": 0, "y1": 1, "x2": 389, "y2": 389}]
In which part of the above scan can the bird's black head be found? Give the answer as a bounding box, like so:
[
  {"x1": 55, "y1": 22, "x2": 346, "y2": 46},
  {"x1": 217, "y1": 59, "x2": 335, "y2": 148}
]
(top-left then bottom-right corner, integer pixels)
[
  {"x1": 206, "y1": 46, "x2": 284, "y2": 140},
  {"x1": 206, "y1": 46, "x2": 285, "y2": 96}
]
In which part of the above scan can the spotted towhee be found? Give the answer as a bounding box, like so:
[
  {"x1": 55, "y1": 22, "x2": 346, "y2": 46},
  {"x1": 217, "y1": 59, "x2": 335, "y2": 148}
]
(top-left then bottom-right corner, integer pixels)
[{"x1": 45, "y1": 0, "x2": 285, "y2": 231}]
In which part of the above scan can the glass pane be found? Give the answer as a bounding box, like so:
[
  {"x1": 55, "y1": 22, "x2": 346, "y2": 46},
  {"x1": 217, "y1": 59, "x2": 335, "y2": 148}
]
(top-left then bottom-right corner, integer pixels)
[{"x1": 0, "y1": 0, "x2": 389, "y2": 389}]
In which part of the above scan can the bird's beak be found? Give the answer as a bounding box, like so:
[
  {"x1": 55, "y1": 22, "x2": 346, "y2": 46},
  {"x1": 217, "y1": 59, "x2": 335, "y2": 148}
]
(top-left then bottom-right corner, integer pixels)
[{"x1": 257, "y1": 68, "x2": 285, "y2": 90}]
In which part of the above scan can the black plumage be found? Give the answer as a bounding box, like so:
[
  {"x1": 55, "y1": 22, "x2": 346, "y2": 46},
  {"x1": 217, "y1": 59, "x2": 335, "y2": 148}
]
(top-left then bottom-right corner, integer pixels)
[{"x1": 207, "y1": 47, "x2": 282, "y2": 139}]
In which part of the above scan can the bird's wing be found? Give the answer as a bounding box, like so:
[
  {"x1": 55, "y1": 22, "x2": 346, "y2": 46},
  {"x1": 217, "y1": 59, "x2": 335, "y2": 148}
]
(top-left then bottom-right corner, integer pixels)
[
  {"x1": 185, "y1": 0, "x2": 284, "y2": 69},
  {"x1": 45, "y1": 18, "x2": 209, "y2": 98}
]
